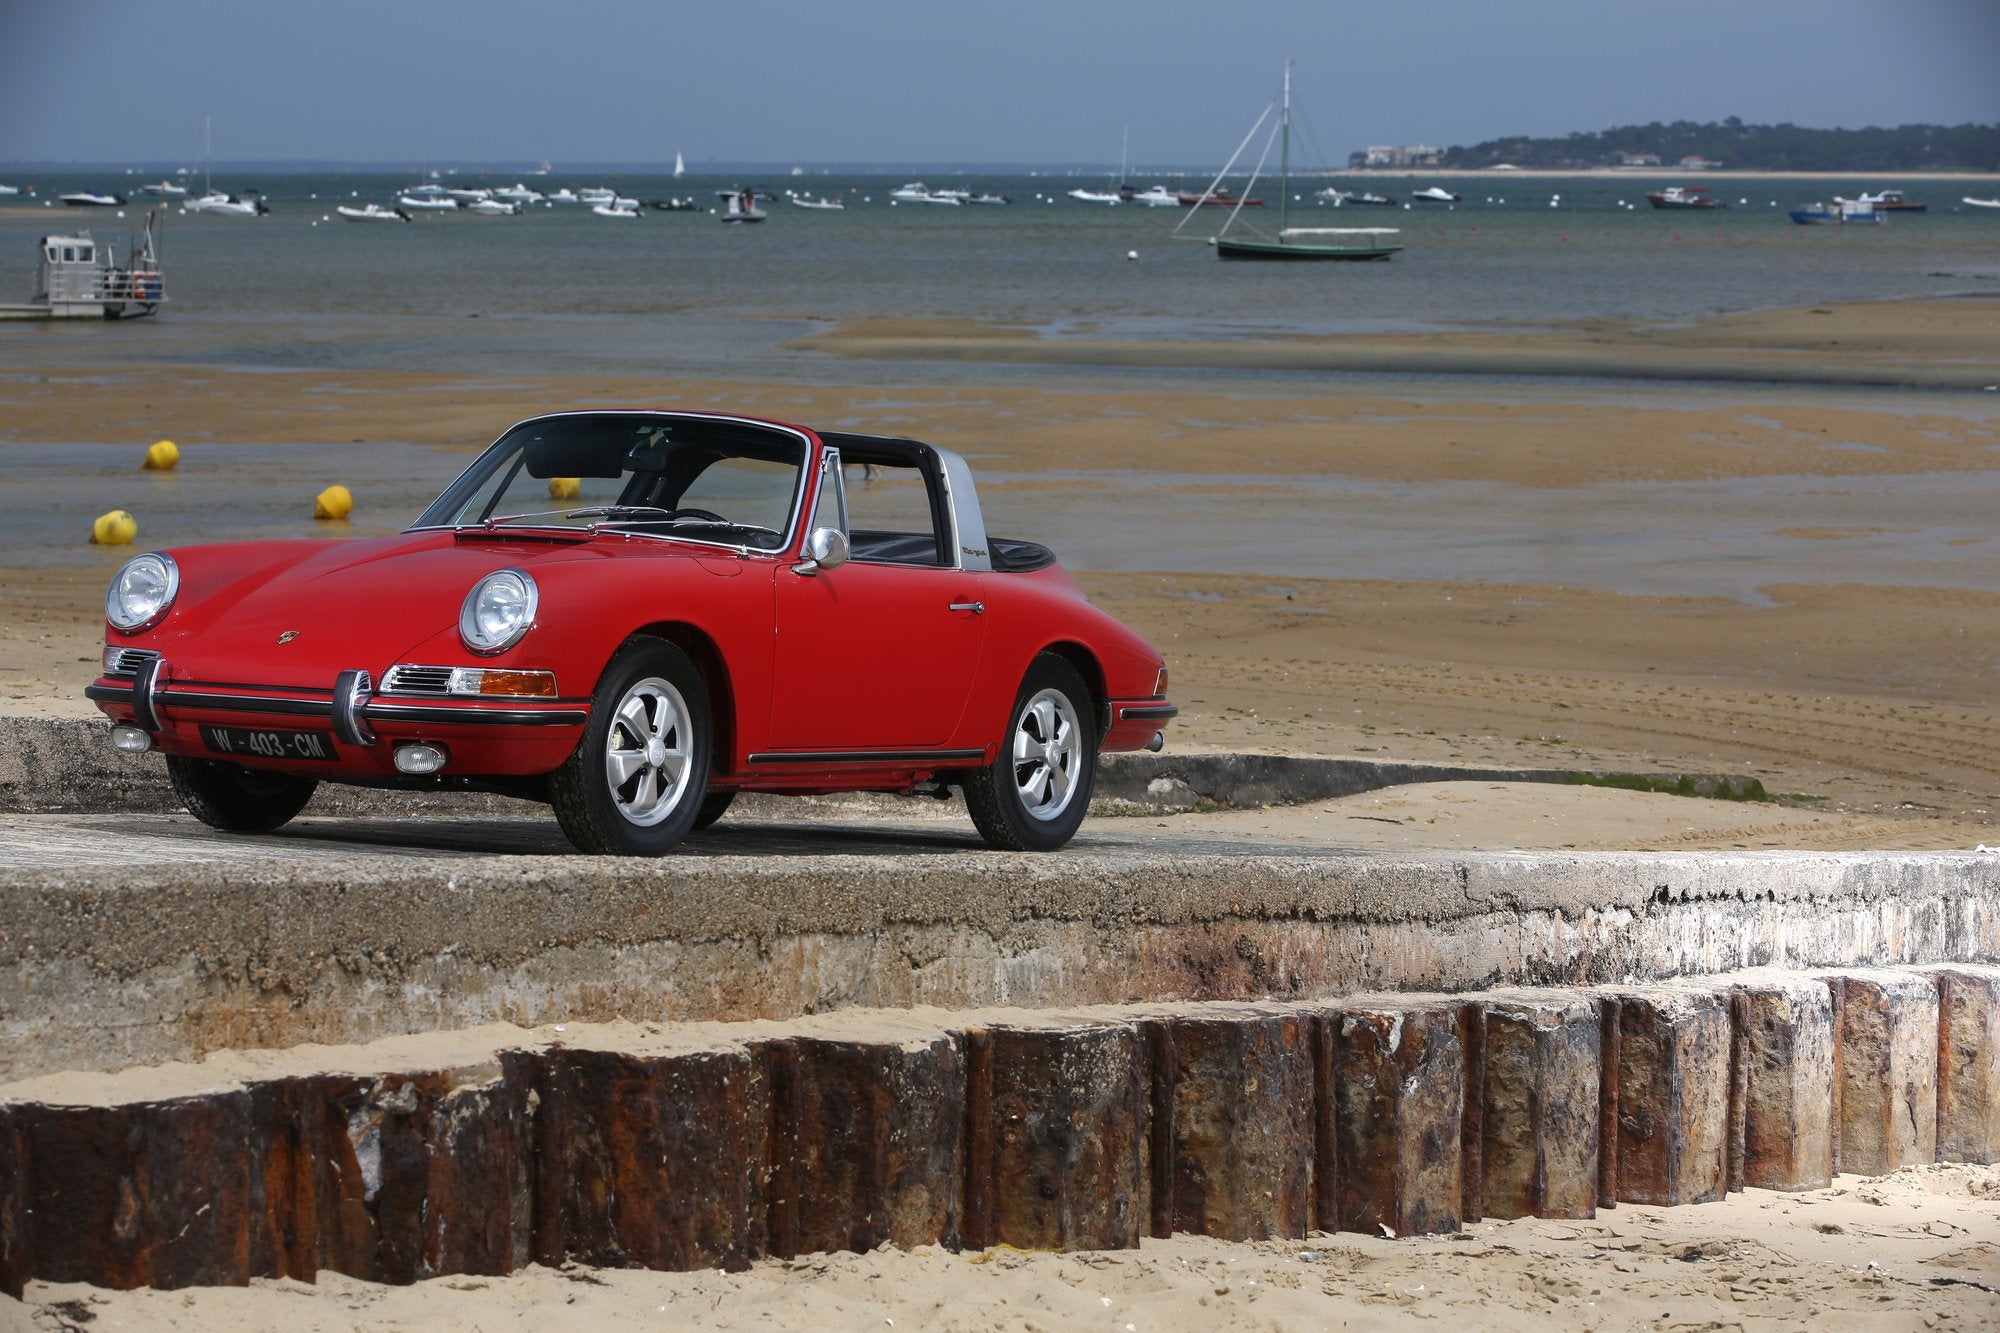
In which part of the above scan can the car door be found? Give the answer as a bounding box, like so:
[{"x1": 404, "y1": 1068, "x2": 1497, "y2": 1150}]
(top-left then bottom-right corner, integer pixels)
[{"x1": 769, "y1": 560, "x2": 987, "y2": 749}]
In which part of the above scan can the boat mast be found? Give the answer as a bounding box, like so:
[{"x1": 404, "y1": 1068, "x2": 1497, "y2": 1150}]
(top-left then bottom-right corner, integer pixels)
[{"x1": 1278, "y1": 64, "x2": 1291, "y2": 234}]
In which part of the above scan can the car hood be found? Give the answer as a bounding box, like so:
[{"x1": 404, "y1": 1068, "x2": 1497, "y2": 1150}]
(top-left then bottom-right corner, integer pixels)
[{"x1": 139, "y1": 531, "x2": 606, "y2": 686}]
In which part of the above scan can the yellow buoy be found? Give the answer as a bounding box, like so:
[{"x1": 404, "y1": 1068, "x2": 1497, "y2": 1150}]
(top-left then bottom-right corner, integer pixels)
[
  {"x1": 548, "y1": 476, "x2": 581, "y2": 500},
  {"x1": 91, "y1": 510, "x2": 137, "y2": 545},
  {"x1": 314, "y1": 485, "x2": 354, "y2": 520},
  {"x1": 142, "y1": 439, "x2": 179, "y2": 470}
]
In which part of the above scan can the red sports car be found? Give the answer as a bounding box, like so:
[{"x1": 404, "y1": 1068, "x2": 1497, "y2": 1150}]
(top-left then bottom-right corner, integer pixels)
[{"x1": 89, "y1": 411, "x2": 1176, "y2": 854}]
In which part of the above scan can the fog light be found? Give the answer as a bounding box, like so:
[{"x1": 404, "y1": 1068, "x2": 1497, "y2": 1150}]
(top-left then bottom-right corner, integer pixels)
[
  {"x1": 393, "y1": 742, "x2": 448, "y2": 775},
  {"x1": 110, "y1": 724, "x2": 153, "y2": 753}
]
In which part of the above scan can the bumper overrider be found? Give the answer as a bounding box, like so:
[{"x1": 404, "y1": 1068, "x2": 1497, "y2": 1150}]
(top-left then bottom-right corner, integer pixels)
[{"x1": 87, "y1": 651, "x2": 588, "y2": 777}]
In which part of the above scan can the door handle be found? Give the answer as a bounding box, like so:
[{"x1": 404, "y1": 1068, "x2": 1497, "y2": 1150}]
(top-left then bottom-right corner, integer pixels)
[{"x1": 948, "y1": 600, "x2": 984, "y2": 616}]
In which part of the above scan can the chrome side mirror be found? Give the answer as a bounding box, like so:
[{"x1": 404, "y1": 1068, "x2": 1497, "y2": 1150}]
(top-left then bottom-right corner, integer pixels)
[{"x1": 791, "y1": 526, "x2": 850, "y2": 576}]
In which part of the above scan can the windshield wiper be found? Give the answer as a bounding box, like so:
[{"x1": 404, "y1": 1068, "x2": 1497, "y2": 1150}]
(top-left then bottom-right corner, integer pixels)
[{"x1": 479, "y1": 505, "x2": 676, "y2": 529}]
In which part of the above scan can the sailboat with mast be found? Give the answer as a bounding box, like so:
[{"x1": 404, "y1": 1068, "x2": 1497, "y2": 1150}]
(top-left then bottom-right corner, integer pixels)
[{"x1": 1192, "y1": 66, "x2": 1400, "y2": 261}]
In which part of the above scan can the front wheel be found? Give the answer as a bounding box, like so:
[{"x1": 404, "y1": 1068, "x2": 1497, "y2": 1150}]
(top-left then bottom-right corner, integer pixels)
[
  {"x1": 964, "y1": 654, "x2": 1096, "y2": 851},
  {"x1": 550, "y1": 638, "x2": 713, "y2": 855},
  {"x1": 165, "y1": 756, "x2": 318, "y2": 832}
]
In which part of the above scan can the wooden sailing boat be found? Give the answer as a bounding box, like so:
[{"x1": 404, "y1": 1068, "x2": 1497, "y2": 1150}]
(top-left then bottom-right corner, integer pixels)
[{"x1": 1209, "y1": 66, "x2": 1400, "y2": 261}]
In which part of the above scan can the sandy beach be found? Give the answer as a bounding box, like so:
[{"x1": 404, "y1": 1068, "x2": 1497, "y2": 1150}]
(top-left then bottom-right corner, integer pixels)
[{"x1": 2, "y1": 296, "x2": 1998, "y2": 1324}]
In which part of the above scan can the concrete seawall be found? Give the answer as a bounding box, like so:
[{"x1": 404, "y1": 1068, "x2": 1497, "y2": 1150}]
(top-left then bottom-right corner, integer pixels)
[
  {"x1": 4, "y1": 850, "x2": 1995, "y2": 1082},
  {"x1": 3, "y1": 965, "x2": 1995, "y2": 1296}
]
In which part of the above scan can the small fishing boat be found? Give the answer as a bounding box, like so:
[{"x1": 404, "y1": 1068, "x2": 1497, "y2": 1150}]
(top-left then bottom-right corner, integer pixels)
[
  {"x1": 1789, "y1": 204, "x2": 1839, "y2": 225},
  {"x1": 60, "y1": 191, "x2": 126, "y2": 207},
  {"x1": 720, "y1": 188, "x2": 766, "y2": 222},
  {"x1": 1412, "y1": 186, "x2": 1461, "y2": 203},
  {"x1": 1176, "y1": 186, "x2": 1263, "y2": 207},
  {"x1": 1857, "y1": 189, "x2": 1925, "y2": 213},
  {"x1": 0, "y1": 212, "x2": 164, "y2": 320},
  {"x1": 1646, "y1": 185, "x2": 1726, "y2": 210},
  {"x1": 1131, "y1": 185, "x2": 1181, "y2": 207},
  {"x1": 335, "y1": 203, "x2": 410, "y2": 223}
]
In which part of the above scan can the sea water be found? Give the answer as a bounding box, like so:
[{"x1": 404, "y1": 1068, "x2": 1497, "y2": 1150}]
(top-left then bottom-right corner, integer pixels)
[{"x1": 2, "y1": 170, "x2": 1996, "y2": 384}]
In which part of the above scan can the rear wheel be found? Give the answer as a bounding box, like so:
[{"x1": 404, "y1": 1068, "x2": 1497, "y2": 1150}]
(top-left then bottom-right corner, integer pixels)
[
  {"x1": 166, "y1": 756, "x2": 318, "y2": 833},
  {"x1": 550, "y1": 637, "x2": 712, "y2": 855},
  {"x1": 964, "y1": 654, "x2": 1096, "y2": 851}
]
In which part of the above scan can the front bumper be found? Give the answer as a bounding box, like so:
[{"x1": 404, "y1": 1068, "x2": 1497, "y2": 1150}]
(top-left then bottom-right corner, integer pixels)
[{"x1": 87, "y1": 658, "x2": 587, "y2": 777}]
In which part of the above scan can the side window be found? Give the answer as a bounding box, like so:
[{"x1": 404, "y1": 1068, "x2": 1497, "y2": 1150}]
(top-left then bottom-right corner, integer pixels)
[{"x1": 843, "y1": 458, "x2": 946, "y2": 566}]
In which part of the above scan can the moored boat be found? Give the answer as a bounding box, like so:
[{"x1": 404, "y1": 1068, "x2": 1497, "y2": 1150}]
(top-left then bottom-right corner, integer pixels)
[
  {"x1": 1189, "y1": 67, "x2": 1393, "y2": 262},
  {"x1": 335, "y1": 203, "x2": 410, "y2": 223},
  {"x1": 1961, "y1": 196, "x2": 2000, "y2": 210},
  {"x1": 720, "y1": 188, "x2": 766, "y2": 222},
  {"x1": 1412, "y1": 186, "x2": 1461, "y2": 203},
  {"x1": 0, "y1": 212, "x2": 164, "y2": 320},
  {"x1": 1176, "y1": 186, "x2": 1263, "y2": 207},
  {"x1": 788, "y1": 194, "x2": 845, "y2": 210},
  {"x1": 591, "y1": 203, "x2": 640, "y2": 218},
  {"x1": 396, "y1": 192, "x2": 459, "y2": 211},
  {"x1": 60, "y1": 191, "x2": 126, "y2": 207},
  {"x1": 464, "y1": 197, "x2": 521, "y2": 215},
  {"x1": 1646, "y1": 185, "x2": 1726, "y2": 210},
  {"x1": 182, "y1": 190, "x2": 267, "y2": 216},
  {"x1": 1131, "y1": 185, "x2": 1181, "y2": 206},
  {"x1": 1858, "y1": 189, "x2": 1925, "y2": 212}
]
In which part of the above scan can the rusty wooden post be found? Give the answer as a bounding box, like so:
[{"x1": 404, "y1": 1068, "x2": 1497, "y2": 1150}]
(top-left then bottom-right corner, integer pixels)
[
  {"x1": 1730, "y1": 976, "x2": 1835, "y2": 1192},
  {"x1": 1824, "y1": 970, "x2": 1938, "y2": 1176},
  {"x1": 1479, "y1": 993, "x2": 1600, "y2": 1220},
  {"x1": 1610, "y1": 988, "x2": 1730, "y2": 1207},
  {"x1": 961, "y1": 1017, "x2": 1149, "y2": 1252},
  {"x1": 1329, "y1": 1001, "x2": 1463, "y2": 1236}
]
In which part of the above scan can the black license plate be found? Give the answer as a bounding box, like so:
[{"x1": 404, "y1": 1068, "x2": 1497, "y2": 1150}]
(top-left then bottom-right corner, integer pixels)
[{"x1": 200, "y1": 724, "x2": 338, "y2": 762}]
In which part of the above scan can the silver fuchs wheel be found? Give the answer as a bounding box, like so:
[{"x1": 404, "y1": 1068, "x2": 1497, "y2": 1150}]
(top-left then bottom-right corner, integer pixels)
[
  {"x1": 550, "y1": 638, "x2": 711, "y2": 855},
  {"x1": 964, "y1": 653, "x2": 1097, "y2": 851}
]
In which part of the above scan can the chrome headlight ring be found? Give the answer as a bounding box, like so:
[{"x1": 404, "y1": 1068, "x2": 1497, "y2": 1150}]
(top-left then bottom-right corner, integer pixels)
[
  {"x1": 458, "y1": 568, "x2": 539, "y2": 655},
  {"x1": 105, "y1": 552, "x2": 180, "y2": 632}
]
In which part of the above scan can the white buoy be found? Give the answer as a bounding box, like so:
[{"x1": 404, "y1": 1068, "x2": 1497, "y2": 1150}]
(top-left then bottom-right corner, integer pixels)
[{"x1": 1127, "y1": 249, "x2": 1138, "y2": 260}]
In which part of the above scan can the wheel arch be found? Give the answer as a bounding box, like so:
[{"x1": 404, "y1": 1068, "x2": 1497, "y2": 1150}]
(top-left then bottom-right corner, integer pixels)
[
  {"x1": 1036, "y1": 640, "x2": 1107, "y2": 741},
  {"x1": 629, "y1": 621, "x2": 738, "y2": 775}
]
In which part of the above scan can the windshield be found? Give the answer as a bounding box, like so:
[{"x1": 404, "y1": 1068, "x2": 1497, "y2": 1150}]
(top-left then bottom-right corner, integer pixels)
[{"x1": 414, "y1": 413, "x2": 809, "y2": 552}]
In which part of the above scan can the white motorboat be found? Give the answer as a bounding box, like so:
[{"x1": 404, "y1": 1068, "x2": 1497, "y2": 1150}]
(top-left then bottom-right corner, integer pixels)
[
  {"x1": 445, "y1": 187, "x2": 490, "y2": 203},
  {"x1": 1412, "y1": 186, "x2": 1462, "y2": 203},
  {"x1": 135, "y1": 180, "x2": 187, "y2": 198},
  {"x1": 396, "y1": 193, "x2": 460, "y2": 211},
  {"x1": 61, "y1": 191, "x2": 126, "y2": 207},
  {"x1": 545, "y1": 188, "x2": 579, "y2": 203},
  {"x1": 966, "y1": 193, "x2": 1011, "y2": 205},
  {"x1": 0, "y1": 184, "x2": 21, "y2": 196},
  {"x1": 1131, "y1": 185, "x2": 1181, "y2": 207},
  {"x1": 1964, "y1": 196, "x2": 2000, "y2": 210},
  {"x1": 491, "y1": 183, "x2": 544, "y2": 205},
  {"x1": 182, "y1": 190, "x2": 266, "y2": 216},
  {"x1": 1066, "y1": 187, "x2": 1121, "y2": 204},
  {"x1": 591, "y1": 203, "x2": 639, "y2": 218},
  {"x1": 890, "y1": 182, "x2": 959, "y2": 205},
  {"x1": 788, "y1": 194, "x2": 845, "y2": 210},
  {"x1": 335, "y1": 203, "x2": 410, "y2": 223},
  {"x1": 464, "y1": 197, "x2": 521, "y2": 216},
  {"x1": 577, "y1": 187, "x2": 617, "y2": 205}
]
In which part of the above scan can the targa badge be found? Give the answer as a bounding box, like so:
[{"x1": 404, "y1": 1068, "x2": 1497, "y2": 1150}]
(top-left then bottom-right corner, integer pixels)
[{"x1": 277, "y1": 630, "x2": 300, "y2": 644}]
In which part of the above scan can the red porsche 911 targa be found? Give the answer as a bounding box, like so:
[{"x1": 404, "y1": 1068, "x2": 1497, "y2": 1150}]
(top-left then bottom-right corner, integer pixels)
[{"x1": 88, "y1": 411, "x2": 1176, "y2": 854}]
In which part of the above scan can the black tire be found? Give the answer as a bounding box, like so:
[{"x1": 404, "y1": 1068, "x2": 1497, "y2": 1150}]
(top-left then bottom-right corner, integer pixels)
[
  {"x1": 964, "y1": 653, "x2": 1097, "y2": 852},
  {"x1": 691, "y1": 790, "x2": 735, "y2": 831},
  {"x1": 550, "y1": 637, "x2": 712, "y2": 855},
  {"x1": 165, "y1": 756, "x2": 318, "y2": 833}
]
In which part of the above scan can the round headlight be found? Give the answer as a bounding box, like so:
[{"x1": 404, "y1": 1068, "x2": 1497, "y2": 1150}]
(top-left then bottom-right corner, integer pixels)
[
  {"x1": 105, "y1": 552, "x2": 179, "y2": 631},
  {"x1": 459, "y1": 569, "x2": 538, "y2": 654}
]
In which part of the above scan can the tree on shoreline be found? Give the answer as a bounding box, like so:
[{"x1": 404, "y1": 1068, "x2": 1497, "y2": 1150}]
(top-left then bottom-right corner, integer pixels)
[{"x1": 1425, "y1": 119, "x2": 1998, "y2": 172}]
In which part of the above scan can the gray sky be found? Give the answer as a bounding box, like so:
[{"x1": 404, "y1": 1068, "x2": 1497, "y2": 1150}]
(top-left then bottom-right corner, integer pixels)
[{"x1": 3, "y1": 0, "x2": 1994, "y2": 167}]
